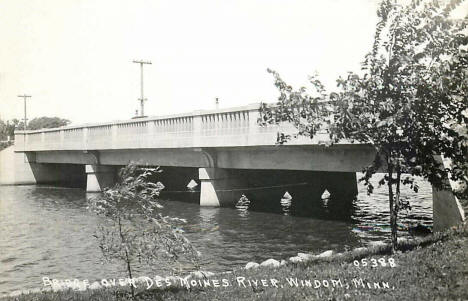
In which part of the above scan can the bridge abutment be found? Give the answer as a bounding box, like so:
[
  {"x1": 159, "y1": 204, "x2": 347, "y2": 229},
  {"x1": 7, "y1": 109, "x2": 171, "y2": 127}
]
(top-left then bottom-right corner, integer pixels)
[
  {"x1": 432, "y1": 186, "x2": 465, "y2": 231},
  {"x1": 85, "y1": 165, "x2": 116, "y2": 192},
  {"x1": 0, "y1": 147, "x2": 86, "y2": 187}
]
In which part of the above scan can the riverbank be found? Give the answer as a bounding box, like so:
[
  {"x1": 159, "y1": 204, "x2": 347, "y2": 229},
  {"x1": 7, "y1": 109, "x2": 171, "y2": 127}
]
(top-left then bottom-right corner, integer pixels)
[{"x1": 3, "y1": 225, "x2": 467, "y2": 301}]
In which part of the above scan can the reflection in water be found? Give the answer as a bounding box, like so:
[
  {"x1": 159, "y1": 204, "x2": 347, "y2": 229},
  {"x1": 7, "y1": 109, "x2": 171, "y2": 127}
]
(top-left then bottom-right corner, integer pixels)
[{"x1": 0, "y1": 175, "x2": 432, "y2": 296}]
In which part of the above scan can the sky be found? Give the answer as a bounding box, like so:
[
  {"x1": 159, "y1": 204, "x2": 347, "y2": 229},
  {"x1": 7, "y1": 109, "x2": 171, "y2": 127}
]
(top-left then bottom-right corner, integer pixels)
[{"x1": 1, "y1": 0, "x2": 389, "y2": 124}]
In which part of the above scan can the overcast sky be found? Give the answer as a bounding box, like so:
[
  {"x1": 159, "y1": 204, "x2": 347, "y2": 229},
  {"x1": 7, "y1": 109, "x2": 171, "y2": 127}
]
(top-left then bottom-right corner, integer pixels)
[{"x1": 0, "y1": 0, "x2": 397, "y2": 124}]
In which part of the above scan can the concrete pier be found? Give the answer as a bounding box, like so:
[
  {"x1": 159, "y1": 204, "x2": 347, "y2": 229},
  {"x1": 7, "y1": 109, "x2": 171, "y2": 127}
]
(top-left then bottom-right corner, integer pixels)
[
  {"x1": 199, "y1": 168, "x2": 245, "y2": 206},
  {"x1": 85, "y1": 165, "x2": 116, "y2": 192}
]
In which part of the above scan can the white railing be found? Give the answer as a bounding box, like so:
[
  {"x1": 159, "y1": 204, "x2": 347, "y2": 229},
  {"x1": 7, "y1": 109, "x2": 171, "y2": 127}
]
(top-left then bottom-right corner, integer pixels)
[
  {"x1": 15, "y1": 104, "x2": 308, "y2": 151},
  {"x1": 14, "y1": 103, "x2": 334, "y2": 152}
]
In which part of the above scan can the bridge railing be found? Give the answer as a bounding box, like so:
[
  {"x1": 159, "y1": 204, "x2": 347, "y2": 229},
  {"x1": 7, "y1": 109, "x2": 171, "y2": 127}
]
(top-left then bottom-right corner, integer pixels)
[{"x1": 14, "y1": 103, "x2": 331, "y2": 152}]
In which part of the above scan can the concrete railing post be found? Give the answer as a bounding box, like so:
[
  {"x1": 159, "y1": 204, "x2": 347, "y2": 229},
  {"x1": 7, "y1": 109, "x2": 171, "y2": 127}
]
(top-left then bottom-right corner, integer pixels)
[
  {"x1": 111, "y1": 124, "x2": 118, "y2": 149},
  {"x1": 248, "y1": 108, "x2": 260, "y2": 142},
  {"x1": 193, "y1": 112, "x2": 202, "y2": 147},
  {"x1": 41, "y1": 132, "x2": 45, "y2": 151},
  {"x1": 59, "y1": 130, "x2": 64, "y2": 149},
  {"x1": 83, "y1": 127, "x2": 88, "y2": 150},
  {"x1": 147, "y1": 120, "x2": 155, "y2": 148}
]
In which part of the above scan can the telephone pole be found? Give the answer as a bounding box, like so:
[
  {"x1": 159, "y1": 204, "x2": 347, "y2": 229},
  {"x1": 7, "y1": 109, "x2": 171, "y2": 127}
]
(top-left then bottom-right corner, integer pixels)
[
  {"x1": 132, "y1": 60, "x2": 152, "y2": 117},
  {"x1": 17, "y1": 94, "x2": 31, "y2": 130}
]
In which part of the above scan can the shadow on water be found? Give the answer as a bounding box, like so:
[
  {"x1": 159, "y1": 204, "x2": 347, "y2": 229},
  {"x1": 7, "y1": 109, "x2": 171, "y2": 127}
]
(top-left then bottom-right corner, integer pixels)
[
  {"x1": 157, "y1": 198, "x2": 361, "y2": 270},
  {"x1": 161, "y1": 188, "x2": 357, "y2": 222}
]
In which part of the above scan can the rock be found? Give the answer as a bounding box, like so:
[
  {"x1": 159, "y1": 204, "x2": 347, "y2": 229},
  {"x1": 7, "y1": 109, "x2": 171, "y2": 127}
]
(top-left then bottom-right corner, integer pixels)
[
  {"x1": 89, "y1": 282, "x2": 101, "y2": 290},
  {"x1": 289, "y1": 256, "x2": 303, "y2": 263},
  {"x1": 397, "y1": 237, "x2": 409, "y2": 244},
  {"x1": 245, "y1": 262, "x2": 260, "y2": 269},
  {"x1": 369, "y1": 241, "x2": 387, "y2": 247},
  {"x1": 260, "y1": 258, "x2": 281, "y2": 267},
  {"x1": 316, "y1": 250, "x2": 333, "y2": 258},
  {"x1": 9, "y1": 291, "x2": 23, "y2": 297},
  {"x1": 297, "y1": 252, "x2": 314, "y2": 261},
  {"x1": 353, "y1": 247, "x2": 367, "y2": 253},
  {"x1": 190, "y1": 271, "x2": 214, "y2": 279}
]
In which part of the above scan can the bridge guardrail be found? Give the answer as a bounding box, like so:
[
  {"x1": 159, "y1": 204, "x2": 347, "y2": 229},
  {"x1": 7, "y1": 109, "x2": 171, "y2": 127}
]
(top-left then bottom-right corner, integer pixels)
[{"x1": 14, "y1": 103, "x2": 331, "y2": 152}]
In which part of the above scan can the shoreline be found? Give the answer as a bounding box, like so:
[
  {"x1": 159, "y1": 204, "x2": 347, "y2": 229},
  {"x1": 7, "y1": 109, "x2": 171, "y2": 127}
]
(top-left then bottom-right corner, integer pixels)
[{"x1": 2, "y1": 225, "x2": 466, "y2": 300}]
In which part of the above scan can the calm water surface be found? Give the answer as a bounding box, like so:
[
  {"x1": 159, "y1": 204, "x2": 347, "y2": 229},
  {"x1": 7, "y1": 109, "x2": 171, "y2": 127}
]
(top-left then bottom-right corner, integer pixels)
[{"x1": 0, "y1": 177, "x2": 432, "y2": 296}]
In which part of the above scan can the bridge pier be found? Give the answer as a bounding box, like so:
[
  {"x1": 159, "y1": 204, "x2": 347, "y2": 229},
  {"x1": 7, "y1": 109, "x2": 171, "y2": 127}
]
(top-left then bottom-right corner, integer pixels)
[
  {"x1": 199, "y1": 168, "x2": 245, "y2": 206},
  {"x1": 85, "y1": 165, "x2": 116, "y2": 192}
]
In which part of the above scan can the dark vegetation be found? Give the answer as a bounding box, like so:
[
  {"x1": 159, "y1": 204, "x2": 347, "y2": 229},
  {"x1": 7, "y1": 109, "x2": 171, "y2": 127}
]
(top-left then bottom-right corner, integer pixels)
[
  {"x1": 0, "y1": 117, "x2": 70, "y2": 141},
  {"x1": 259, "y1": 0, "x2": 468, "y2": 250}
]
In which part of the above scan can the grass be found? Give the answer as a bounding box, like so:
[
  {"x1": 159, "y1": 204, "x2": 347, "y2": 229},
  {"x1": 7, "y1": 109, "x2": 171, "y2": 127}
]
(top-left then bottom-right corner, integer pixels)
[{"x1": 2, "y1": 224, "x2": 468, "y2": 301}]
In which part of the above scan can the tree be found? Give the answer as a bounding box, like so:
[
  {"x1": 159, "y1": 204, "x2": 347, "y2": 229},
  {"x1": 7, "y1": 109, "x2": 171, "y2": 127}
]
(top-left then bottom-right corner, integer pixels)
[
  {"x1": 0, "y1": 119, "x2": 16, "y2": 150},
  {"x1": 260, "y1": 0, "x2": 468, "y2": 251},
  {"x1": 0, "y1": 119, "x2": 6, "y2": 141},
  {"x1": 0, "y1": 117, "x2": 69, "y2": 141},
  {"x1": 88, "y1": 163, "x2": 199, "y2": 298},
  {"x1": 6, "y1": 119, "x2": 20, "y2": 138},
  {"x1": 0, "y1": 118, "x2": 19, "y2": 141},
  {"x1": 27, "y1": 116, "x2": 70, "y2": 130}
]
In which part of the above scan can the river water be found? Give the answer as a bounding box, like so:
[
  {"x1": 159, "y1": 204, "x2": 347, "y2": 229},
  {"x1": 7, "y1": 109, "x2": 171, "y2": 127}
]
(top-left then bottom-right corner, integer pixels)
[{"x1": 0, "y1": 176, "x2": 432, "y2": 296}]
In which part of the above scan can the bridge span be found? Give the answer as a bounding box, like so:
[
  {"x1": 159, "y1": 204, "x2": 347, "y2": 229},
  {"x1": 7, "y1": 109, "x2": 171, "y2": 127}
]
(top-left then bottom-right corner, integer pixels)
[{"x1": 1, "y1": 103, "x2": 464, "y2": 230}]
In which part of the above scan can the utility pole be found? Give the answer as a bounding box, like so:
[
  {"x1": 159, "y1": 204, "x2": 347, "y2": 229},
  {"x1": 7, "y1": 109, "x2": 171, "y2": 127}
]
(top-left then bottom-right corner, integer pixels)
[
  {"x1": 17, "y1": 94, "x2": 31, "y2": 159},
  {"x1": 17, "y1": 94, "x2": 31, "y2": 130},
  {"x1": 132, "y1": 60, "x2": 152, "y2": 117}
]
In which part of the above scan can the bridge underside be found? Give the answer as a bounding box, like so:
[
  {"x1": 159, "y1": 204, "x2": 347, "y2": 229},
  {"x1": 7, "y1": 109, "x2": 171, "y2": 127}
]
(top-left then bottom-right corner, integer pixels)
[
  {"x1": 2, "y1": 145, "x2": 464, "y2": 231},
  {"x1": 27, "y1": 145, "x2": 377, "y2": 172},
  {"x1": 11, "y1": 145, "x2": 368, "y2": 208}
]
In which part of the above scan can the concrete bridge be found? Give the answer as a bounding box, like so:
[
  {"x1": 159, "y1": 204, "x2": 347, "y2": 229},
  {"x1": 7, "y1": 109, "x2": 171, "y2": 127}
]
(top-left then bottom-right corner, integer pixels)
[{"x1": 0, "y1": 103, "x2": 464, "y2": 230}]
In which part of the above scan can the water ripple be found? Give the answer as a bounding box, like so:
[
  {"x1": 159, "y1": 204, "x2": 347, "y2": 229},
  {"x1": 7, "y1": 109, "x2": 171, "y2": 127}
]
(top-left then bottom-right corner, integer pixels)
[{"x1": 0, "y1": 176, "x2": 432, "y2": 295}]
